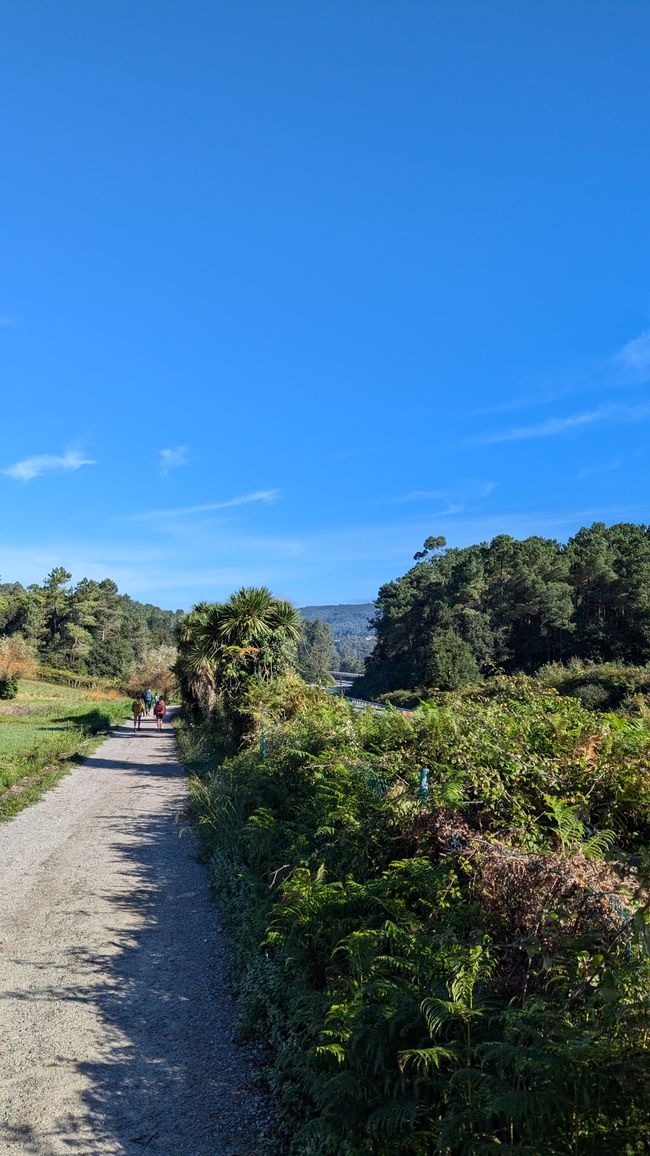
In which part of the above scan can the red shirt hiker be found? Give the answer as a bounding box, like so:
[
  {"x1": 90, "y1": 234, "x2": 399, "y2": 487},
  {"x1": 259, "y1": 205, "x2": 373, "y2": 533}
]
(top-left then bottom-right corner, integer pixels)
[{"x1": 154, "y1": 697, "x2": 166, "y2": 729}]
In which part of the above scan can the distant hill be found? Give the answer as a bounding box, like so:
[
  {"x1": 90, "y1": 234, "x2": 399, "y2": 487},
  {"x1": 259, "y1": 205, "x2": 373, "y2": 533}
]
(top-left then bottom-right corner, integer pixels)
[
  {"x1": 299, "y1": 603, "x2": 375, "y2": 639},
  {"x1": 299, "y1": 603, "x2": 375, "y2": 673}
]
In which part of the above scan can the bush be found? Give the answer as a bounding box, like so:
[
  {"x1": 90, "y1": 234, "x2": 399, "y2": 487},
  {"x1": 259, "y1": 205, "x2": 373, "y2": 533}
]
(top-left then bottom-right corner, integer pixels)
[
  {"x1": 181, "y1": 676, "x2": 650, "y2": 1154},
  {"x1": 379, "y1": 688, "x2": 424, "y2": 709},
  {"x1": 127, "y1": 644, "x2": 177, "y2": 699},
  {"x1": 538, "y1": 659, "x2": 650, "y2": 711},
  {"x1": 0, "y1": 635, "x2": 36, "y2": 681},
  {"x1": 36, "y1": 665, "x2": 123, "y2": 692},
  {"x1": 0, "y1": 675, "x2": 18, "y2": 699}
]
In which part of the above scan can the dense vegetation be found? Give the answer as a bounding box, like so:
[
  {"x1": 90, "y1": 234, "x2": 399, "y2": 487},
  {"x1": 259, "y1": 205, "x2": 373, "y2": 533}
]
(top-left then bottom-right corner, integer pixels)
[
  {"x1": 0, "y1": 679, "x2": 129, "y2": 819},
  {"x1": 0, "y1": 567, "x2": 182, "y2": 686},
  {"x1": 180, "y1": 675, "x2": 650, "y2": 1154},
  {"x1": 300, "y1": 604, "x2": 375, "y2": 672},
  {"x1": 357, "y1": 522, "x2": 650, "y2": 698},
  {"x1": 175, "y1": 581, "x2": 650, "y2": 1155}
]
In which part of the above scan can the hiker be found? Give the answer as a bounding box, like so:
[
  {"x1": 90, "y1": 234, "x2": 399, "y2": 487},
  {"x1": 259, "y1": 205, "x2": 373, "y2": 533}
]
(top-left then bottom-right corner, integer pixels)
[
  {"x1": 131, "y1": 697, "x2": 144, "y2": 730},
  {"x1": 144, "y1": 688, "x2": 153, "y2": 716},
  {"x1": 154, "y1": 695, "x2": 166, "y2": 730}
]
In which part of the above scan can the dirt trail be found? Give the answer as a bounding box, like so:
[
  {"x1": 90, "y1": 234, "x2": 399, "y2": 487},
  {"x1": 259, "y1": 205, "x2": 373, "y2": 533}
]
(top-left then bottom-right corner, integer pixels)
[{"x1": 0, "y1": 714, "x2": 270, "y2": 1155}]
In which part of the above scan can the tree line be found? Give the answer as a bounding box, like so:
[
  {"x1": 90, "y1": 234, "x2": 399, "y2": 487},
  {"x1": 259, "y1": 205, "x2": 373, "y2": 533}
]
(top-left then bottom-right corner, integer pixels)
[
  {"x1": 357, "y1": 521, "x2": 650, "y2": 697},
  {"x1": 0, "y1": 567, "x2": 183, "y2": 681}
]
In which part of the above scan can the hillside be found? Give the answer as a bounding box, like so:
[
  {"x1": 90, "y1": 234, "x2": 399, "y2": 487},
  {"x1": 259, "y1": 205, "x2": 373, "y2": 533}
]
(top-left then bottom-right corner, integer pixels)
[
  {"x1": 298, "y1": 603, "x2": 374, "y2": 639},
  {"x1": 299, "y1": 603, "x2": 375, "y2": 672}
]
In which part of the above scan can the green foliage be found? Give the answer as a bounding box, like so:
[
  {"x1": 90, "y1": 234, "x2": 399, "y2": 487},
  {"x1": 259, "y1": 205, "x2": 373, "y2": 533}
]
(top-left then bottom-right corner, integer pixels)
[
  {"x1": 0, "y1": 679, "x2": 130, "y2": 818},
  {"x1": 175, "y1": 587, "x2": 302, "y2": 730},
  {"x1": 181, "y1": 676, "x2": 650, "y2": 1154},
  {"x1": 299, "y1": 604, "x2": 374, "y2": 639},
  {"x1": 334, "y1": 635, "x2": 376, "y2": 673},
  {"x1": 297, "y1": 619, "x2": 337, "y2": 683},
  {"x1": 0, "y1": 676, "x2": 18, "y2": 699},
  {"x1": 420, "y1": 629, "x2": 480, "y2": 691},
  {"x1": 0, "y1": 570, "x2": 182, "y2": 682},
  {"x1": 539, "y1": 658, "x2": 650, "y2": 711},
  {"x1": 300, "y1": 603, "x2": 376, "y2": 673},
  {"x1": 358, "y1": 522, "x2": 650, "y2": 699}
]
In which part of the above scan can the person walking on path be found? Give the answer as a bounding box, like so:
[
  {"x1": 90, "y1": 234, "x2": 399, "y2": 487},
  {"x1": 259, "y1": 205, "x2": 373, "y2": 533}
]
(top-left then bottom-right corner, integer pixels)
[
  {"x1": 131, "y1": 697, "x2": 145, "y2": 730},
  {"x1": 154, "y1": 695, "x2": 166, "y2": 730},
  {"x1": 144, "y1": 688, "x2": 153, "y2": 716}
]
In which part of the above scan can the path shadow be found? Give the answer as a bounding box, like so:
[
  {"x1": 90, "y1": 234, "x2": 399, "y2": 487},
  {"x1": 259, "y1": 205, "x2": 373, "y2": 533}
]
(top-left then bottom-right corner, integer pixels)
[{"x1": 80, "y1": 754, "x2": 182, "y2": 776}]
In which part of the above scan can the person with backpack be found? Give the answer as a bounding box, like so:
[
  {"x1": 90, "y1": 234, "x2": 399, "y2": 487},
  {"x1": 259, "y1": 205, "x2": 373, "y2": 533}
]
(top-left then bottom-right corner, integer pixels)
[
  {"x1": 131, "y1": 697, "x2": 144, "y2": 730},
  {"x1": 144, "y1": 688, "x2": 153, "y2": 716},
  {"x1": 154, "y1": 695, "x2": 166, "y2": 730}
]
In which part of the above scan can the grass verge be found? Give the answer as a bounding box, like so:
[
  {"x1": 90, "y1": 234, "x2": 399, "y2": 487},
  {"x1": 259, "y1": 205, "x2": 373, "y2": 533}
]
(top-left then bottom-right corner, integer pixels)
[{"x1": 0, "y1": 679, "x2": 130, "y2": 821}]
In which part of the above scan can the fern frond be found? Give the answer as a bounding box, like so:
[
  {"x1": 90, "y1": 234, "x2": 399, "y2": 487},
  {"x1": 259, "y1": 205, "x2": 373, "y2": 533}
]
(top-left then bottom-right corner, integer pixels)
[
  {"x1": 582, "y1": 828, "x2": 616, "y2": 859},
  {"x1": 398, "y1": 1045, "x2": 457, "y2": 1073}
]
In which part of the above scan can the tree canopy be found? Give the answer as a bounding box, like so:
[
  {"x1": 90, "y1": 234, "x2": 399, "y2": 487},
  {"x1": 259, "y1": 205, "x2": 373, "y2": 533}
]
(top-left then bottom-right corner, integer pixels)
[
  {"x1": 175, "y1": 586, "x2": 301, "y2": 724},
  {"x1": 0, "y1": 569, "x2": 183, "y2": 681},
  {"x1": 357, "y1": 522, "x2": 650, "y2": 697}
]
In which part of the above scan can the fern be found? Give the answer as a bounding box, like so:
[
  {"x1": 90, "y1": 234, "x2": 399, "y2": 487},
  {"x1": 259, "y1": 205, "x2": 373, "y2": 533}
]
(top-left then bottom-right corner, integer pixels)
[
  {"x1": 398, "y1": 1045, "x2": 456, "y2": 1074},
  {"x1": 545, "y1": 795, "x2": 615, "y2": 859}
]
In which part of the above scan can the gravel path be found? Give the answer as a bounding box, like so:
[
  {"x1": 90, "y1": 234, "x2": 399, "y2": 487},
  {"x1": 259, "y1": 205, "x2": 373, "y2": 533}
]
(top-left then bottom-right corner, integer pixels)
[{"x1": 0, "y1": 714, "x2": 271, "y2": 1155}]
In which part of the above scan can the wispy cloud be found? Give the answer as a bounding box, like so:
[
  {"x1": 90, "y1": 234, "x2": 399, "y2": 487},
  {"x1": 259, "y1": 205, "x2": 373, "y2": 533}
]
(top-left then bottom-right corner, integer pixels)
[
  {"x1": 472, "y1": 403, "x2": 650, "y2": 445},
  {"x1": 617, "y1": 329, "x2": 650, "y2": 376},
  {"x1": 393, "y1": 480, "x2": 492, "y2": 504},
  {"x1": 159, "y1": 445, "x2": 190, "y2": 476},
  {"x1": 125, "y1": 489, "x2": 280, "y2": 522},
  {"x1": 391, "y1": 481, "x2": 496, "y2": 505},
  {"x1": 392, "y1": 498, "x2": 466, "y2": 516},
  {"x1": 576, "y1": 458, "x2": 624, "y2": 480},
  {"x1": 393, "y1": 489, "x2": 447, "y2": 503},
  {"x1": 3, "y1": 447, "x2": 96, "y2": 482},
  {"x1": 476, "y1": 325, "x2": 650, "y2": 419}
]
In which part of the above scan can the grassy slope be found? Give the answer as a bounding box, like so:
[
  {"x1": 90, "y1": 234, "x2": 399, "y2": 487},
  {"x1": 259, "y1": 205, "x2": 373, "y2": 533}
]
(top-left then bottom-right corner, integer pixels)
[{"x1": 0, "y1": 679, "x2": 130, "y2": 820}]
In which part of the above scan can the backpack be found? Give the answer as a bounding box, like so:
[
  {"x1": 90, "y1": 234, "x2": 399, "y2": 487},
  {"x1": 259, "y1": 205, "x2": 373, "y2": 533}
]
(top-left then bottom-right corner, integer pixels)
[{"x1": 154, "y1": 699, "x2": 165, "y2": 715}]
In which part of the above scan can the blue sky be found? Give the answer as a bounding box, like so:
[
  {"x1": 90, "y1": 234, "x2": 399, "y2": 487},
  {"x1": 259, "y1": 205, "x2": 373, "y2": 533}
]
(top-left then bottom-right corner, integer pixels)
[{"x1": 1, "y1": 0, "x2": 649, "y2": 610}]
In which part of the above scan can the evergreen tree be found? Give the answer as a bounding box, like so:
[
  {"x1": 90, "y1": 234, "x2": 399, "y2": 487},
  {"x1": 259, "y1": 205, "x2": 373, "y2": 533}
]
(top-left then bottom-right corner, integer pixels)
[
  {"x1": 297, "y1": 619, "x2": 336, "y2": 683},
  {"x1": 358, "y1": 522, "x2": 650, "y2": 698}
]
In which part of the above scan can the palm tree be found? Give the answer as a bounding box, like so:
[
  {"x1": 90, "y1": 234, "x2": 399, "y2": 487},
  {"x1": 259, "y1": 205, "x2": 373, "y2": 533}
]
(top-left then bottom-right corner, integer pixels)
[
  {"x1": 175, "y1": 604, "x2": 218, "y2": 719},
  {"x1": 175, "y1": 588, "x2": 301, "y2": 719}
]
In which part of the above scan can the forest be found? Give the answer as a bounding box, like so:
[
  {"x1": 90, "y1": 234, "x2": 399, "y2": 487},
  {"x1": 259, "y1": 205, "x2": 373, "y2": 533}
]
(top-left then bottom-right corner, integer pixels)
[
  {"x1": 357, "y1": 522, "x2": 650, "y2": 699},
  {"x1": 0, "y1": 567, "x2": 182, "y2": 689}
]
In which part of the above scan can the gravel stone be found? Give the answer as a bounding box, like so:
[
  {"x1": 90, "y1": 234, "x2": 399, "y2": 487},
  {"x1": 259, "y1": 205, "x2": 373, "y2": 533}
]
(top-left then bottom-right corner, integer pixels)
[{"x1": 0, "y1": 714, "x2": 273, "y2": 1154}]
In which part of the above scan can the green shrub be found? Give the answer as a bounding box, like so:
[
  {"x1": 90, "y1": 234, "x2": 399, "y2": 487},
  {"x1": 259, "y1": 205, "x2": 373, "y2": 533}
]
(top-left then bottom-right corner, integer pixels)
[
  {"x1": 182, "y1": 676, "x2": 650, "y2": 1154},
  {"x1": 0, "y1": 676, "x2": 18, "y2": 699},
  {"x1": 538, "y1": 659, "x2": 650, "y2": 711}
]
